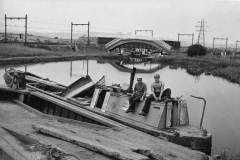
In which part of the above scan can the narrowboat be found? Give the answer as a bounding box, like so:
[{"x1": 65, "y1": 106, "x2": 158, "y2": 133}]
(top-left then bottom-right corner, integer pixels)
[{"x1": 3, "y1": 68, "x2": 212, "y2": 155}]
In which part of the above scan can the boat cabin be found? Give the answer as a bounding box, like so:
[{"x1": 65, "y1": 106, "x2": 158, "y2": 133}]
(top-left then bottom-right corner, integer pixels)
[{"x1": 89, "y1": 88, "x2": 189, "y2": 130}]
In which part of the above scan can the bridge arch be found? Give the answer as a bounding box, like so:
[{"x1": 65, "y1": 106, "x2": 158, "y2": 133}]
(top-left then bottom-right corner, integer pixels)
[{"x1": 105, "y1": 38, "x2": 172, "y2": 53}]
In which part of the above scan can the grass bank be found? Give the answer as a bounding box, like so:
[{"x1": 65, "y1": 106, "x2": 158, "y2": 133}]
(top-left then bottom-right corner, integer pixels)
[
  {"x1": 0, "y1": 43, "x2": 119, "y2": 66},
  {"x1": 1, "y1": 43, "x2": 240, "y2": 85},
  {"x1": 0, "y1": 43, "x2": 107, "y2": 57},
  {"x1": 154, "y1": 54, "x2": 240, "y2": 85}
]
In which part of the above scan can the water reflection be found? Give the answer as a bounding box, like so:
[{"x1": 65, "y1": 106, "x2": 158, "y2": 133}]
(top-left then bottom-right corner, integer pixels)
[
  {"x1": 0, "y1": 60, "x2": 240, "y2": 154},
  {"x1": 124, "y1": 62, "x2": 160, "y2": 70}
]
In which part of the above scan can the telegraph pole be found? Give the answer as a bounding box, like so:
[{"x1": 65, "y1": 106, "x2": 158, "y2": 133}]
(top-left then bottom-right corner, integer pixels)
[
  {"x1": 70, "y1": 22, "x2": 73, "y2": 44},
  {"x1": 25, "y1": 14, "x2": 27, "y2": 44},
  {"x1": 4, "y1": 14, "x2": 7, "y2": 43},
  {"x1": 236, "y1": 40, "x2": 240, "y2": 53},
  {"x1": 177, "y1": 33, "x2": 194, "y2": 45},
  {"x1": 70, "y1": 21, "x2": 90, "y2": 46},
  {"x1": 87, "y1": 21, "x2": 90, "y2": 46}
]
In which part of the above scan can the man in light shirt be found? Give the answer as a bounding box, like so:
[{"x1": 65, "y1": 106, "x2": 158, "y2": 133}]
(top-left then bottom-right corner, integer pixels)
[{"x1": 139, "y1": 73, "x2": 165, "y2": 116}]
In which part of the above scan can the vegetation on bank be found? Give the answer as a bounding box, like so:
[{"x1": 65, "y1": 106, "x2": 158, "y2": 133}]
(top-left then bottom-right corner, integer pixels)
[
  {"x1": 0, "y1": 43, "x2": 68, "y2": 57},
  {"x1": 187, "y1": 44, "x2": 207, "y2": 57},
  {"x1": 1, "y1": 43, "x2": 240, "y2": 86},
  {"x1": 154, "y1": 54, "x2": 240, "y2": 85},
  {"x1": 0, "y1": 43, "x2": 105, "y2": 58}
]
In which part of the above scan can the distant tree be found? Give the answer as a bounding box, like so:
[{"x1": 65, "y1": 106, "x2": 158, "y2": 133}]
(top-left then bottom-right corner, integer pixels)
[{"x1": 187, "y1": 44, "x2": 207, "y2": 57}]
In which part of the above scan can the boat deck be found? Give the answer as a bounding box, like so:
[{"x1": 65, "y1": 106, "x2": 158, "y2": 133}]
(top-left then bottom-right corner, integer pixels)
[
  {"x1": 0, "y1": 97, "x2": 210, "y2": 160},
  {"x1": 0, "y1": 101, "x2": 111, "y2": 160}
]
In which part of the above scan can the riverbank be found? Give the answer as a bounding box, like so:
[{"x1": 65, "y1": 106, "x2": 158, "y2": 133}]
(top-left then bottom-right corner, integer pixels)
[
  {"x1": 1, "y1": 43, "x2": 240, "y2": 85},
  {"x1": 154, "y1": 54, "x2": 240, "y2": 85},
  {"x1": 0, "y1": 43, "x2": 119, "y2": 66}
]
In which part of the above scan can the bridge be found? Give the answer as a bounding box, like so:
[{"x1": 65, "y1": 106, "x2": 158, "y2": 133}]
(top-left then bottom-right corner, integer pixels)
[{"x1": 105, "y1": 38, "x2": 172, "y2": 53}]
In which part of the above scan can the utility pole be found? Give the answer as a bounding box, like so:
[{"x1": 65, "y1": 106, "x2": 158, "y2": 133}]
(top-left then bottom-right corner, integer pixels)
[
  {"x1": 70, "y1": 22, "x2": 73, "y2": 44},
  {"x1": 177, "y1": 33, "x2": 194, "y2": 45},
  {"x1": 70, "y1": 21, "x2": 90, "y2": 46},
  {"x1": 236, "y1": 40, "x2": 240, "y2": 53},
  {"x1": 195, "y1": 19, "x2": 207, "y2": 46},
  {"x1": 4, "y1": 14, "x2": 7, "y2": 43},
  {"x1": 213, "y1": 37, "x2": 215, "y2": 50},
  {"x1": 87, "y1": 21, "x2": 90, "y2": 46},
  {"x1": 135, "y1": 30, "x2": 153, "y2": 37},
  {"x1": 4, "y1": 14, "x2": 28, "y2": 43},
  {"x1": 25, "y1": 14, "x2": 27, "y2": 44}
]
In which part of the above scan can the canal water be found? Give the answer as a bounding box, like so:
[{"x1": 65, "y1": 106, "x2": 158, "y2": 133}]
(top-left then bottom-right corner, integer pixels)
[{"x1": 0, "y1": 59, "x2": 240, "y2": 155}]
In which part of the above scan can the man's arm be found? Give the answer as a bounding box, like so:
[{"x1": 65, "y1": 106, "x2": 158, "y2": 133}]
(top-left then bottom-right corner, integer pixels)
[
  {"x1": 151, "y1": 83, "x2": 158, "y2": 100},
  {"x1": 140, "y1": 83, "x2": 147, "y2": 101},
  {"x1": 159, "y1": 82, "x2": 165, "y2": 99},
  {"x1": 133, "y1": 84, "x2": 137, "y2": 94}
]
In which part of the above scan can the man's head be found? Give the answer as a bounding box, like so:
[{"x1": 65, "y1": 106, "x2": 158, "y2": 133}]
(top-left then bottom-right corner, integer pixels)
[
  {"x1": 154, "y1": 74, "x2": 160, "y2": 82},
  {"x1": 137, "y1": 77, "x2": 143, "y2": 84}
]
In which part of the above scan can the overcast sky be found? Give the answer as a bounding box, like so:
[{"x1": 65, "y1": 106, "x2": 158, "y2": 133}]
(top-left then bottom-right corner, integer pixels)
[{"x1": 0, "y1": 0, "x2": 240, "y2": 45}]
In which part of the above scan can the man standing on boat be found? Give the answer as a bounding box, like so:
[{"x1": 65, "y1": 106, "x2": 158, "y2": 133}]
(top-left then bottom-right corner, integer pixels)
[
  {"x1": 126, "y1": 78, "x2": 147, "y2": 113},
  {"x1": 139, "y1": 74, "x2": 165, "y2": 116}
]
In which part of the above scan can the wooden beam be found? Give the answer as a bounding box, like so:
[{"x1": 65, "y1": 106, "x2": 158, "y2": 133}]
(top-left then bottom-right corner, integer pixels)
[{"x1": 32, "y1": 124, "x2": 149, "y2": 160}]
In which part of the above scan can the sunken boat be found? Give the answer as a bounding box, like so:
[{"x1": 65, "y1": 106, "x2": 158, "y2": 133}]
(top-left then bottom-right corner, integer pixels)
[
  {"x1": 3, "y1": 67, "x2": 212, "y2": 155},
  {"x1": 0, "y1": 86, "x2": 210, "y2": 160}
]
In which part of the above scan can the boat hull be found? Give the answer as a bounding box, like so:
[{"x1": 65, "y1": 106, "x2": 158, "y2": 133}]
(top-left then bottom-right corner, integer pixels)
[
  {"x1": 3, "y1": 70, "x2": 212, "y2": 155},
  {"x1": 88, "y1": 90, "x2": 212, "y2": 155}
]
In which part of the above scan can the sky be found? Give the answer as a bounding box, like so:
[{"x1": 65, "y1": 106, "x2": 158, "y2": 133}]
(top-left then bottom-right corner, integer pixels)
[{"x1": 0, "y1": 0, "x2": 240, "y2": 46}]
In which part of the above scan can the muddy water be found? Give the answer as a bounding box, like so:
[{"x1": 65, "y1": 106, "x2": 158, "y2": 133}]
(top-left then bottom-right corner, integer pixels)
[{"x1": 0, "y1": 59, "x2": 240, "y2": 155}]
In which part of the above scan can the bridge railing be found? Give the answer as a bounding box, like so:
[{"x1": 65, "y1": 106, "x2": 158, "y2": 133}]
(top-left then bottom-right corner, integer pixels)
[
  {"x1": 105, "y1": 38, "x2": 122, "y2": 49},
  {"x1": 154, "y1": 40, "x2": 172, "y2": 52}
]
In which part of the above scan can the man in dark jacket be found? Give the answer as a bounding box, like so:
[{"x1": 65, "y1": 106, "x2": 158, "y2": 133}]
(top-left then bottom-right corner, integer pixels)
[{"x1": 126, "y1": 78, "x2": 147, "y2": 113}]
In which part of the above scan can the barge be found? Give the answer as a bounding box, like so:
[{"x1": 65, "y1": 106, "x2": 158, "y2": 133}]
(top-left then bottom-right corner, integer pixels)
[{"x1": 3, "y1": 68, "x2": 212, "y2": 155}]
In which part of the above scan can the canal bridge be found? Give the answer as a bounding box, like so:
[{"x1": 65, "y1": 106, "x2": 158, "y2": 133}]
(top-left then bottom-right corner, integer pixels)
[{"x1": 105, "y1": 38, "x2": 172, "y2": 53}]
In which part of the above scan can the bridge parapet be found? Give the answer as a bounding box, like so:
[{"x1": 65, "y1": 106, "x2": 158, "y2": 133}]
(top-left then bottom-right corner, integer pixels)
[{"x1": 105, "y1": 38, "x2": 172, "y2": 53}]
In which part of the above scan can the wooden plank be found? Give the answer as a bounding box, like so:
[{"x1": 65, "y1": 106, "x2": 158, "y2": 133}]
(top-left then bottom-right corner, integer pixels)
[
  {"x1": 1, "y1": 100, "x2": 209, "y2": 160},
  {"x1": 90, "y1": 88, "x2": 101, "y2": 108},
  {"x1": 30, "y1": 90, "x2": 124, "y2": 129},
  {"x1": 32, "y1": 124, "x2": 149, "y2": 160},
  {"x1": 32, "y1": 123, "x2": 209, "y2": 160},
  {"x1": 101, "y1": 92, "x2": 111, "y2": 112},
  {"x1": 63, "y1": 81, "x2": 95, "y2": 99},
  {"x1": 0, "y1": 127, "x2": 43, "y2": 160}
]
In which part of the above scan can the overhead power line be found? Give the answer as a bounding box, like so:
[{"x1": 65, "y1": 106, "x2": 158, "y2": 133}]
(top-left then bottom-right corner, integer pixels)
[
  {"x1": 5, "y1": 14, "x2": 28, "y2": 43},
  {"x1": 195, "y1": 19, "x2": 208, "y2": 46},
  {"x1": 177, "y1": 33, "x2": 194, "y2": 45}
]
